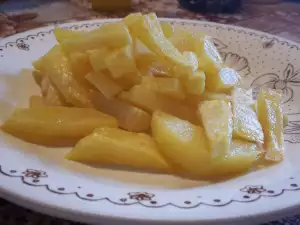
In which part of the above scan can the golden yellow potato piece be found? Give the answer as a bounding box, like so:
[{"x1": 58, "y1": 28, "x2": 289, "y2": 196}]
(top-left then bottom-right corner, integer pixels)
[
  {"x1": 69, "y1": 52, "x2": 92, "y2": 79},
  {"x1": 160, "y1": 21, "x2": 174, "y2": 38},
  {"x1": 44, "y1": 84, "x2": 67, "y2": 106},
  {"x1": 169, "y1": 27, "x2": 205, "y2": 53},
  {"x1": 185, "y1": 92, "x2": 231, "y2": 108},
  {"x1": 123, "y1": 13, "x2": 194, "y2": 78},
  {"x1": 197, "y1": 100, "x2": 233, "y2": 157},
  {"x1": 151, "y1": 111, "x2": 210, "y2": 177},
  {"x1": 118, "y1": 84, "x2": 198, "y2": 124},
  {"x1": 32, "y1": 56, "x2": 45, "y2": 71},
  {"x1": 232, "y1": 104, "x2": 264, "y2": 143},
  {"x1": 1, "y1": 107, "x2": 118, "y2": 146},
  {"x1": 232, "y1": 87, "x2": 263, "y2": 143},
  {"x1": 53, "y1": 27, "x2": 84, "y2": 43},
  {"x1": 155, "y1": 77, "x2": 185, "y2": 100},
  {"x1": 32, "y1": 70, "x2": 43, "y2": 87},
  {"x1": 66, "y1": 127, "x2": 169, "y2": 172},
  {"x1": 231, "y1": 87, "x2": 253, "y2": 106},
  {"x1": 183, "y1": 51, "x2": 198, "y2": 72},
  {"x1": 206, "y1": 67, "x2": 240, "y2": 93},
  {"x1": 257, "y1": 88, "x2": 284, "y2": 161},
  {"x1": 88, "y1": 48, "x2": 110, "y2": 72},
  {"x1": 43, "y1": 45, "x2": 92, "y2": 107},
  {"x1": 183, "y1": 71, "x2": 205, "y2": 96},
  {"x1": 29, "y1": 96, "x2": 46, "y2": 108},
  {"x1": 61, "y1": 22, "x2": 132, "y2": 54},
  {"x1": 208, "y1": 139, "x2": 261, "y2": 177},
  {"x1": 92, "y1": 91, "x2": 151, "y2": 132},
  {"x1": 196, "y1": 36, "x2": 223, "y2": 76},
  {"x1": 105, "y1": 45, "x2": 141, "y2": 82},
  {"x1": 86, "y1": 72, "x2": 122, "y2": 99}
]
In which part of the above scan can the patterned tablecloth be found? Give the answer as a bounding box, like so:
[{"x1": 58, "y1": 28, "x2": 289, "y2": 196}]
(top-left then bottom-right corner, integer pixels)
[{"x1": 1, "y1": 0, "x2": 300, "y2": 224}]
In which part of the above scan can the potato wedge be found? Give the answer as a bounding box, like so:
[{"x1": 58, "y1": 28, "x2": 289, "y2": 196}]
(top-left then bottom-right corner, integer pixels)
[
  {"x1": 40, "y1": 75, "x2": 51, "y2": 96},
  {"x1": 69, "y1": 52, "x2": 92, "y2": 79},
  {"x1": 86, "y1": 72, "x2": 122, "y2": 99},
  {"x1": 88, "y1": 48, "x2": 110, "y2": 72},
  {"x1": 91, "y1": 91, "x2": 151, "y2": 132},
  {"x1": 123, "y1": 13, "x2": 194, "y2": 78},
  {"x1": 197, "y1": 100, "x2": 233, "y2": 157},
  {"x1": 155, "y1": 77, "x2": 185, "y2": 100},
  {"x1": 183, "y1": 71, "x2": 205, "y2": 96},
  {"x1": 196, "y1": 36, "x2": 223, "y2": 76},
  {"x1": 169, "y1": 27, "x2": 205, "y2": 53},
  {"x1": 151, "y1": 111, "x2": 210, "y2": 177},
  {"x1": 208, "y1": 140, "x2": 261, "y2": 177},
  {"x1": 185, "y1": 92, "x2": 231, "y2": 108},
  {"x1": 32, "y1": 56, "x2": 45, "y2": 72},
  {"x1": 160, "y1": 21, "x2": 174, "y2": 38},
  {"x1": 32, "y1": 70, "x2": 44, "y2": 87},
  {"x1": 1, "y1": 107, "x2": 118, "y2": 146},
  {"x1": 232, "y1": 104, "x2": 264, "y2": 143},
  {"x1": 118, "y1": 84, "x2": 198, "y2": 124},
  {"x1": 66, "y1": 127, "x2": 169, "y2": 172},
  {"x1": 44, "y1": 83, "x2": 68, "y2": 106},
  {"x1": 29, "y1": 95, "x2": 46, "y2": 108},
  {"x1": 206, "y1": 67, "x2": 240, "y2": 93},
  {"x1": 105, "y1": 45, "x2": 141, "y2": 82},
  {"x1": 232, "y1": 87, "x2": 263, "y2": 143},
  {"x1": 183, "y1": 51, "x2": 198, "y2": 72},
  {"x1": 43, "y1": 45, "x2": 92, "y2": 107},
  {"x1": 53, "y1": 27, "x2": 84, "y2": 43},
  {"x1": 257, "y1": 88, "x2": 284, "y2": 161},
  {"x1": 61, "y1": 22, "x2": 132, "y2": 54}
]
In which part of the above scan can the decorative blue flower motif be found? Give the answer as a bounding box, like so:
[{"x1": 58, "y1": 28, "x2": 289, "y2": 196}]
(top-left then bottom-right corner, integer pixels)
[{"x1": 251, "y1": 64, "x2": 300, "y2": 104}]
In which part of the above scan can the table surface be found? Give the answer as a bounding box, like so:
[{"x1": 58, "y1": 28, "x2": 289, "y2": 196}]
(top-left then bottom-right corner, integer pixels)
[{"x1": 1, "y1": 0, "x2": 300, "y2": 224}]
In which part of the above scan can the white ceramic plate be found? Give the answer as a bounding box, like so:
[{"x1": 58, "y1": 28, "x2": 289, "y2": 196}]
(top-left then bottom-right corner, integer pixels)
[{"x1": 0, "y1": 18, "x2": 300, "y2": 225}]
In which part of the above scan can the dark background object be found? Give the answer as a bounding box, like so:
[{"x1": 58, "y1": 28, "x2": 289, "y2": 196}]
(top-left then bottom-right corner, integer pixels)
[{"x1": 178, "y1": 0, "x2": 243, "y2": 13}]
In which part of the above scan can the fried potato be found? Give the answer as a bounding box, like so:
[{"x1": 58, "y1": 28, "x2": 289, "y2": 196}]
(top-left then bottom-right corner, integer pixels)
[
  {"x1": 155, "y1": 77, "x2": 185, "y2": 100},
  {"x1": 105, "y1": 45, "x2": 140, "y2": 81},
  {"x1": 43, "y1": 45, "x2": 92, "y2": 107},
  {"x1": 151, "y1": 111, "x2": 210, "y2": 178},
  {"x1": 88, "y1": 48, "x2": 110, "y2": 72},
  {"x1": 53, "y1": 27, "x2": 84, "y2": 43},
  {"x1": 86, "y1": 72, "x2": 122, "y2": 99},
  {"x1": 29, "y1": 95, "x2": 46, "y2": 108},
  {"x1": 257, "y1": 88, "x2": 284, "y2": 161},
  {"x1": 232, "y1": 87, "x2": 264, "y2": 143},
  {"x1": 91, "y1": 91, "x2": 151, "y2": 132},
  {"x1": 66, "y1": 127, "x2": 169, "y2": 172},
  {"x1": 160, "y1": 21, "x2": 174, "y2": 38},
  {"x1": 207, "y1": 139, "x2": 261, "y2": 178},
  {"x1": 196, "y1": 36, "x2": 224, "y2": 76},
  {"x1": 123, "y1": 13, "x2": 194, "y2": 78},
  {"x1": 61, "y1": 22, "x2": 132, "y2": 54},
  {"x1": 32, "y1": 70, "x2": 44, "y2": 87},
  {"x1": 169, "y1": 26, "x2": 205, "y2": 53},
  {"x1": 206, "y1": 67, "x2": 240, "y2": 93},
  {"x1": 1, "y1": 107, "x2": 118, "y2": 146},
  {"x1": 69, "y1": 52, "x2": 92, "y2": 79},
  {"x1": 197, "y1": 100, "x2": 233, "y2": 157},
  {"x1": 118, "y1": 84, "x2": 198, "y2": 124},
  {"x1": 183, "y1": 71, "x2": 205, "y2": 96},
  {"x1": 32, "y1": 56, "x2": 45, "y2": 72},
  {"x1": 44, "y1": 83, "x2": 68, "y2": 106}
]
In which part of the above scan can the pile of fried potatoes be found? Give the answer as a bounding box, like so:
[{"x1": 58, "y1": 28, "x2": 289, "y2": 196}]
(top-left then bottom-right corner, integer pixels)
[{"x1": 1, "y1": 13, "x2": 287, "y2": 179}]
